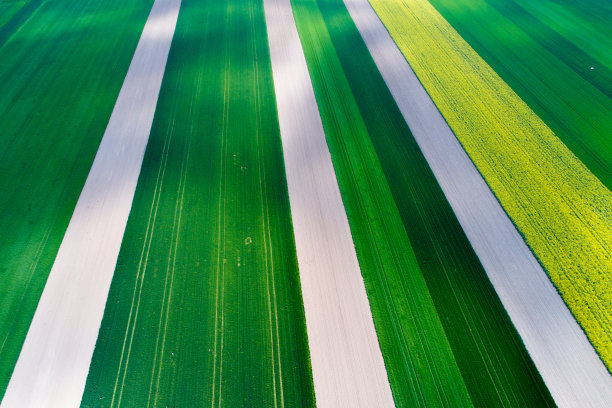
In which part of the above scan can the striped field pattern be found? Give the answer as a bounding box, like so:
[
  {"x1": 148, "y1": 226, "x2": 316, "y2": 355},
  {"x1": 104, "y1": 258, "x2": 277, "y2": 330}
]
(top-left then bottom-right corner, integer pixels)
[{"x1": 0, "y1": 0, "x2": 610, "y2": 406}]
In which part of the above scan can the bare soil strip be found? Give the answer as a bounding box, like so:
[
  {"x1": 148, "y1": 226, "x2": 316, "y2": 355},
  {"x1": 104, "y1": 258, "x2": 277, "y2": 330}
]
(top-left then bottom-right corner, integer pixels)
[
  {"x1": 0, "y1": 1, "x2": 181, "y2": 406},
  {"x1": 342, "y1": 0, "x2": 612, "y2": 406},
  {"x1": 263, "y1": 0, "x2": 395, "y2": 406}
]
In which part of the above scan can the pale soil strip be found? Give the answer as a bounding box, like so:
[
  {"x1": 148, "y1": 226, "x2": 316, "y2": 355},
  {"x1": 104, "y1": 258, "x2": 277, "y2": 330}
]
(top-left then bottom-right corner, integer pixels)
[
  {"x1": 0, "y1": 1, "x2": 181, "y2": 407},
  {"x1": 263, "y1": 0, "x2": 395, "y2": 406},
  {"x1": 342, "y1": 0, "x2": 612, "y2": 406}
]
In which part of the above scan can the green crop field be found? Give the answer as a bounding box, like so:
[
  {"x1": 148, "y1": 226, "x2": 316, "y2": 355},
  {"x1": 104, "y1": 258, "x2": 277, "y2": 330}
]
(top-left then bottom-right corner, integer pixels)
[
  {"x1": 0, "y1": 0, "x2": 25, "y2": 24},
  {"x1": 1, "y1": 0, "x2": 610, "y2": 405},
  {"x1": 427, "y1": 0, "x2": 612, "y2": 188},
  {"x1": 0, "y1": 0, "x2": 153, "y2": 398},
  {"x1": 0, "y1": 1, "x2": 25, "y2": 28},
  {"x1": 291, "y1": 0, "x2": 555, "y2": 406},
  {"x1": 80, "y1": 0, "x2": 314, "y2": 406},
  {"x1": 510, "y1": 0, "x2": 612, "y2": 74},
  {"x1": 0, "y1": 0, "x2": 41, "y2": 35}
]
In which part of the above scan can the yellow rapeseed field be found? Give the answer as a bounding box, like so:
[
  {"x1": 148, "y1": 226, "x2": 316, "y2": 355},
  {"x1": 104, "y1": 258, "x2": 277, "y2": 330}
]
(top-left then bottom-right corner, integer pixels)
[{"x1": 368, "y1": 0, "x2": 612, "y2": 366}]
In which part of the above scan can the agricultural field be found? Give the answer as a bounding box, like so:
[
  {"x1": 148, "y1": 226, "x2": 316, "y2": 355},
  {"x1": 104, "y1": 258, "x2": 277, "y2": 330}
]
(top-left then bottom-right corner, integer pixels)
[
  {"x1": 265, "y1": 0, "x2": 396, "y2": 404},
  {"x1": 80, "y1": 0, "x2": 314, "y2": 406},
  {"x1": 0, "y1": 0, "x2": 153, "y2": 398},
  {"x1": 1, "y1": 0, "x2": 611, "y2": 406},
  {"x1": 0, "y1": 0, "x2": 41, "y2": 38},
  {"x1": 427, "y1": 0, "x2": 612, "y2": 189},
  {"x1": 369, "y1": 0, "x2": 612, "y2": 369},
  {"x1": 291, "y1": 0, "x2": 555, "y2": 406}
]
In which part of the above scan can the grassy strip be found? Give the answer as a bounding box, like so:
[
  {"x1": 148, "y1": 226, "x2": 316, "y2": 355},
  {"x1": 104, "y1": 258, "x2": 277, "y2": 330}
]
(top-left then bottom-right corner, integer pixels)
[
  {"x1": 510, "y1": 0, "x2": 612, "y2": 74},
  {"x1": 0, "y1": 1, "x2": 24, "y2": 26},
  {"x1": 369, "y1": 0, "x2": 612, "y2": 368},
  {"x1": 0, "y1": 1, "x2": 26, "y2": 28},
  {"x1": 0, "y1": 0, "x2": 153, "y2": 398},
  {"x1": 0, "y1": 0, "x2": 46, "y2": 47},
  {"x1": 488, "y1": 0, "x2": 612, "y2": 103},
  {"x1": 291, "y1": 0, "x2": 555, "y2": 406},
  {"x1": 80, "y1": 0, "x2": 314, "y2": 406},
  {"x1": 0, "y1": 1, "x2": 33, "y2": 29},
  {"x1": 427, "y1": 0, "x2": 612, "y2": 196}
]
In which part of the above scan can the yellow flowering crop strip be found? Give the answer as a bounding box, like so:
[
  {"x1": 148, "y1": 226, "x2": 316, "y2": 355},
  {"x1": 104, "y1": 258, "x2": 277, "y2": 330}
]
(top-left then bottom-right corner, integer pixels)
[{"x1": 368, "y1": 0, "x2": 612, "y2": 366}]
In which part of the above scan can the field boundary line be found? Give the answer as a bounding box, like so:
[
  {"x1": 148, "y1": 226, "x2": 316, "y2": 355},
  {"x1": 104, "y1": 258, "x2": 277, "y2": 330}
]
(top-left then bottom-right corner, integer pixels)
[
  {"x1": 342, "y1": 0, "x2": 612, "y2": 406},
  {"x1": 263, "y1": 0, "x2": 395, "y2": 406},
  {"x1": 0, "y1": 0, "x2": 181, "y2": 406}
]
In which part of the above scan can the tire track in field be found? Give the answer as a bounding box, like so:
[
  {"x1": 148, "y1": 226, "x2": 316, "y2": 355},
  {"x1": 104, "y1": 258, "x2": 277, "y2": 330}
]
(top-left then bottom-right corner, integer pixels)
[
  {"x1": 250, "y1": 0, "x2": 282, "y2": 402},
  {"x1": 148, "y1": 116, "x2": 192, "y2": 408},
  {"x1": 110, "y1": 120, "x2": 175, "y2": 408},
  {"x1": 211, "y1": 25, "x2": 231, "y2": 407},
  {"x1": 143, "y1": 69, "x2": 198, "y2": 408}
]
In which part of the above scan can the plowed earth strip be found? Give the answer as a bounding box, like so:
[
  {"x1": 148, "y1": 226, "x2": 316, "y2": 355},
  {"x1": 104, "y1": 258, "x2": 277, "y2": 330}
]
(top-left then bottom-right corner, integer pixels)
[
  {"x1": 0, "y1": 0, "x2": 180, "y2": 406},
  {"x1": 263, "y1": 0, "x2": 394, "y2": 406}
]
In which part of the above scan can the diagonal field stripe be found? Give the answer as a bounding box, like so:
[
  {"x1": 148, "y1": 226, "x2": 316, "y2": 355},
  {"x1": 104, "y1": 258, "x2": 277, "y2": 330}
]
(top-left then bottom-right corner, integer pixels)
[
  {"x1": 263, "y1": 0, "x2": 395, "y2": 406},
  {"x1": 342, "y1": 0, "x2": 612, "y2": 407},
  {"x1": 0, "y1": 0, "x2": 181, "y2": 406}
]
